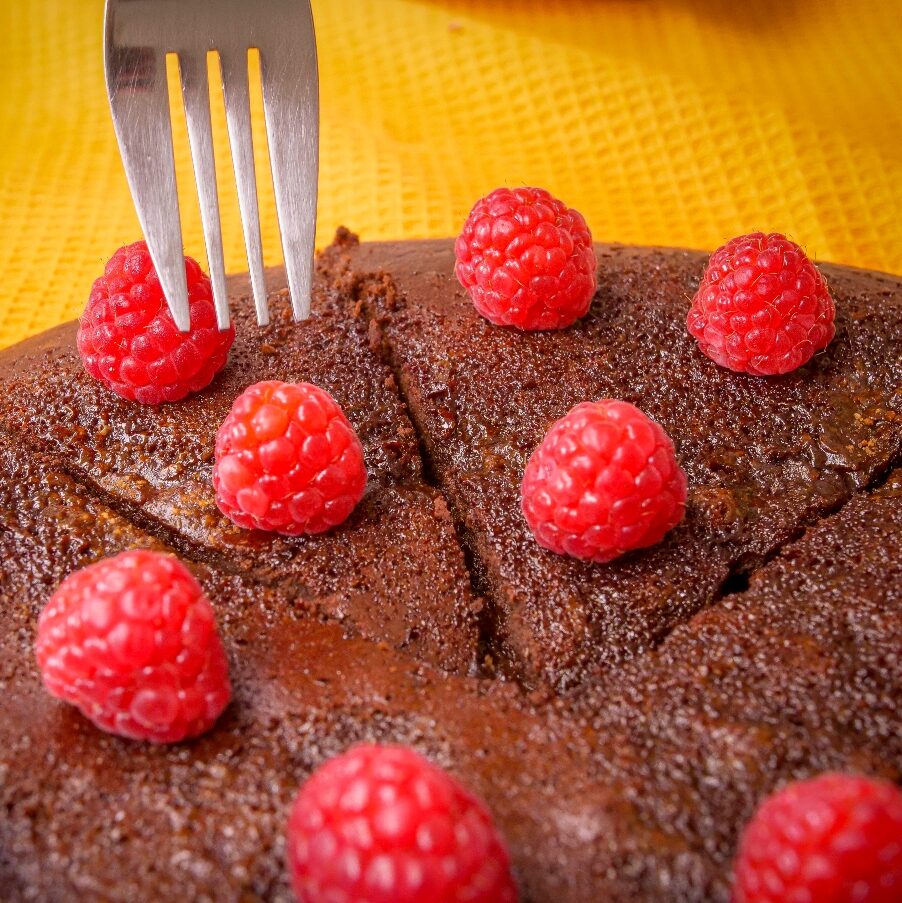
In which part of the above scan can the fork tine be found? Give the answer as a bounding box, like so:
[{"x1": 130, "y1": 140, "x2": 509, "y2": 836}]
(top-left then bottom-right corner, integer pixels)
[
  {"x1": 105, "y1": 42, "x2": 191, "y2": 331},
  {"x1": 219, "y1": 50, "x2": 269, "y2": 327},
  {"x1": 179, "y1": 53, "x2": 230, "y2": 331},
  {"x1": 260, "y1": 1, "x2": 319, "y2": 321}
]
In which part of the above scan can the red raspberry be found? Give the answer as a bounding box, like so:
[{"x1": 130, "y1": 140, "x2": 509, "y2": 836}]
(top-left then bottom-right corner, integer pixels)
[
  {"x1": 454, "y1": 187, "x2": 596, "y2": 330},
  {"x1": 732, "y1": 773, "x2": 902, "y2": 903},
  {"x1": 214, "y1": 381, "x2": 367, "y2": 535},
  {"x1": 286, "y1": 744, "x2": 517, "y2": 903},
  {"x1": 35, "y1": 550, "x2": 231, "y2": 744},
  {"x1": 77, "y1": 241, "x2": 235, "y2": 404},
  {"x1": 521, "y1": 400, "x2": 686, "y2": 563},
  {"x1": 687, "y1": 232, "x2": 835, "y2": 376}
]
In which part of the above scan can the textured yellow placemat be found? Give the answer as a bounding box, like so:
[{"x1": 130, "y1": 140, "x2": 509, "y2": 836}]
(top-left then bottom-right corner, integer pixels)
[{"x1": 0, "y1": 0, "x2": 900, "y2": 349}]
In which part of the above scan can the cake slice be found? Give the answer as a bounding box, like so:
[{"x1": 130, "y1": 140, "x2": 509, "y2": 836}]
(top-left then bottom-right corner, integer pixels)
[
  {"x1": 334, "y1": 234, "x2": 902, "y2": 688},
  {"x1": 0, "y1": 260, "x2": 479, "y2": 674},
  {"x1": 563, "y1": 468, "x2": 902, "y2": 898}
]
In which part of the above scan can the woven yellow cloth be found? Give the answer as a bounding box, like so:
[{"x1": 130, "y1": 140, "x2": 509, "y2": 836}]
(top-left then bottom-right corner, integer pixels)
[{"x1": 1, "y1": 0, "x2": 900, "y2": 348}]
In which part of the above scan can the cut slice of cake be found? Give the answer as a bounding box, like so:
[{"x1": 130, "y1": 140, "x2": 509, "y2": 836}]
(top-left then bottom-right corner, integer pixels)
[
  {"x1": 562, "y1": 468, "x2": 902, "y2": 900},
  {"x1": 333, "y1": 233, "x2": 902, "y2": 688},
  {"x1": 0, "y1": 264, "x2": 479, "y2": 674}
]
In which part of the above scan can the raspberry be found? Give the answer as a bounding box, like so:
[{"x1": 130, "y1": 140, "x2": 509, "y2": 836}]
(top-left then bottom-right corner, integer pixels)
[
  {"x1": 454, "y1": 186, "x2": 596, "y2": 330},
  {"x1": 687, "y1": 232, "x2": 835, "y2": 376},
  {"x1": 521, "y1": 400, "x2": 687, "y2": 563},
  {"x1": 35, "y1": 550, "x2": 231, "y2": 744},
  {"x1": 732, "y1": 773, "x2": 902, "y2": 903},
  {"x1": 77, "y1": 241, "x2": 235, "y2": 404},
  {"x1": 286, "y1": 744, "x2": 517, "y2": 903},
  {"x1": 213, "y1": 381, "x2": 367, "y2": 536}
]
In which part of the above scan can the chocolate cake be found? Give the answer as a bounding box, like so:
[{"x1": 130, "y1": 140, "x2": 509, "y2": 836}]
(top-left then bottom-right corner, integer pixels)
[
  {"x1": 0, "y1": 237, "x2": 900, "y2": 902},
  {"x1": 338, "y1": 235, "x2": 902, "y2": 688}
]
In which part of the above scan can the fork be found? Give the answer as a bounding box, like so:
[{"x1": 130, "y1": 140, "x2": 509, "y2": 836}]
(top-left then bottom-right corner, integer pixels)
[{"x1": 104, "y1": 0, "x2": 319, "y2": 331}]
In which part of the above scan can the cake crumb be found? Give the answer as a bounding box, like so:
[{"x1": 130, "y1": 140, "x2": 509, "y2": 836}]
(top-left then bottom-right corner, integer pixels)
[
  {"x1": 368, "y1": 318, "x2": 383, "y2": 354},
  {"x1": 433, "y1": 494, "x2": 452, "y2": 522}
]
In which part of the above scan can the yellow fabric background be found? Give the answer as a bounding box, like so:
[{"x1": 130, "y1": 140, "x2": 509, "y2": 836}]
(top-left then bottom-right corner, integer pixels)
[{"x1": 0, "y1": 0, "x2": 900, "y2": 349}]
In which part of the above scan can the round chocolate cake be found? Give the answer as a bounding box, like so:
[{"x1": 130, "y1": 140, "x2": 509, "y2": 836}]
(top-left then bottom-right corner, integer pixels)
[{"x1": 0, "y1": 232, "x2": 900, "y2": 901}]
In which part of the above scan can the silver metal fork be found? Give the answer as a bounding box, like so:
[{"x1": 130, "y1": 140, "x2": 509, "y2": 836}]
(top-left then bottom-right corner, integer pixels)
[{"x1": 104, "y1": 0, "x2": 319, "y2": 331}]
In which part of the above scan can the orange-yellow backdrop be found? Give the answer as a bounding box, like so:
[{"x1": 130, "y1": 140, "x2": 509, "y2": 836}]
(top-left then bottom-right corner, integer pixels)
[{"x1": 1, "y1": 0, "x2": 901, "y2": 348}]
